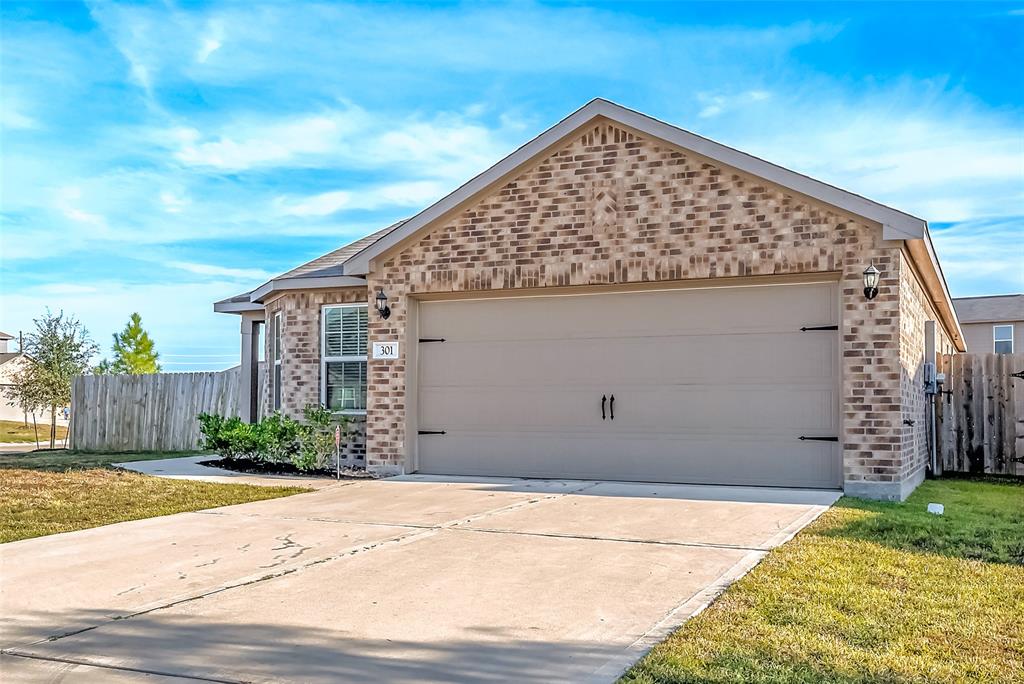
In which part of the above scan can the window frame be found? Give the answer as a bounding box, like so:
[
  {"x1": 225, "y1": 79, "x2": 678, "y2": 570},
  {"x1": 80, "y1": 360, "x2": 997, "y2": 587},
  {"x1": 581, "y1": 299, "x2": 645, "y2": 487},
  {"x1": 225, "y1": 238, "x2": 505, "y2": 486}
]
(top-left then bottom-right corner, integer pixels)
[
  {"x1": 320, "y1": 303, "x2": 369, "y2": 415},
  {"x1": 993, "y1": 324, "x2": 1014, "y2": 354},
  {"x1": 272, "y1": 311, "x2": 282, "y2": 410}
]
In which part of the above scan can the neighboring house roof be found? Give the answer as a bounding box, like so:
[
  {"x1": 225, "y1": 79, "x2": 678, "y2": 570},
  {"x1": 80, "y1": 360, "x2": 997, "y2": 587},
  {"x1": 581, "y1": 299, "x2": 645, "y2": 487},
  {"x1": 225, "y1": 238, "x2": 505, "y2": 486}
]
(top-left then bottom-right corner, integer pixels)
[
  {"x1": 952, "y1": 294, "x2": 1024, "y2": 323},
  {"x1": 0, "y1": 331, "x2": 13, "y2": 341},
  {"x1": 0, "y1": 352, "x2": 21, "y2": 366}
]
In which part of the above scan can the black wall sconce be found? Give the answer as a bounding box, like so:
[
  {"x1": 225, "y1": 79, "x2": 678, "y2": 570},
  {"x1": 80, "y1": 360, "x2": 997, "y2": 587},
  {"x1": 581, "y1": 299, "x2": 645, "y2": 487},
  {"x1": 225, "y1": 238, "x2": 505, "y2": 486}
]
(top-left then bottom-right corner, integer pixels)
[
  {"x1": 863, "y1": 263, "x2": 880, "y2": 300},
  {"x1": 375, "y1": 289, "x2": 391, "y2": 320}
]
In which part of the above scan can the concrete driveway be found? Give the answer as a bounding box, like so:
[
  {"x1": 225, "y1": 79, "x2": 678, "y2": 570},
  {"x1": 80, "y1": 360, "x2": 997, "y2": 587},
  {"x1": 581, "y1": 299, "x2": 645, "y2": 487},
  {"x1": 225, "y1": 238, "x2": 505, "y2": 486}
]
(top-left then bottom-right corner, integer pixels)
[{"x1": 1, "y1": 475, "x2": 839, "y2": 683}]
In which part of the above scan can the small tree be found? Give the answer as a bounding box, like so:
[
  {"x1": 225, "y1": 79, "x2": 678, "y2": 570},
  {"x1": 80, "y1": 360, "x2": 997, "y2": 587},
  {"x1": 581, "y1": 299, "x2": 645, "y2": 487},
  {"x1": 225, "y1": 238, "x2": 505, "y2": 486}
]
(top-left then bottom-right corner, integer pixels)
[
  {"x1": 104, "y1": 312, "x2": 161, "y2": 374},
  {"x1": 5, "y1": 310, "x2": 98, "y2": 448}
]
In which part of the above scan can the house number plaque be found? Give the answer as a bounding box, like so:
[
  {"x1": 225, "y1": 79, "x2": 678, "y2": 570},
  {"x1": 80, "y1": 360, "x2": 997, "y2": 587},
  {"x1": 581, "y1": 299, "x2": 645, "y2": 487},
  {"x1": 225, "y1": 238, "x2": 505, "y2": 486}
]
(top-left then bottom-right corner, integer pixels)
[{"x1": 372, "y1": 341, "x2": 399, "y2": 360}]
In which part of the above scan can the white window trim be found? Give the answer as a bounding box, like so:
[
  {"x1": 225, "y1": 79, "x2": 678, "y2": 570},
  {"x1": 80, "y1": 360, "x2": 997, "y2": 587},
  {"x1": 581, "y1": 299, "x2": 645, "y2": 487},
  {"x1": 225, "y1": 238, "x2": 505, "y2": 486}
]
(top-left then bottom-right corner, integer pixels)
[
  {"x1": 321, "y1": 303, "x2": 368, "y2": 416},
  {"x1": 272, "y1": 312, "x2": 282, "y2": 410},
  {"x1": 993, "y1": 324, "x2": 1013, "y2": 353}
]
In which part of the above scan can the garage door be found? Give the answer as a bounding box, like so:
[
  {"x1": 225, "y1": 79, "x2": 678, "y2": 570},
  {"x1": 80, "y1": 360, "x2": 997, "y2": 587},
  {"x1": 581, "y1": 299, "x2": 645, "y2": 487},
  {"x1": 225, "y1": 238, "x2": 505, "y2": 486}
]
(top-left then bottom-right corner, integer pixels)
[{"x1": 415, "y1": 282, "x2": 841, "y2": 488}]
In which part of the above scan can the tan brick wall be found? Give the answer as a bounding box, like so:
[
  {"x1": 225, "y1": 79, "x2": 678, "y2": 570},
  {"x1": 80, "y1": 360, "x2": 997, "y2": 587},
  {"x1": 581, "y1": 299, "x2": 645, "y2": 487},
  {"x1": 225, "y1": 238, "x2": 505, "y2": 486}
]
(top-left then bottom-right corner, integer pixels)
[
  {"x1": 365, "y1": 119, "x2": 912, "y2": 490},
  {"x1": 897, "y1": 250, "x2": 954, "y2": 488},
  {"x1": 263, "y1": 287, "x2": 368, "y2": 463}
]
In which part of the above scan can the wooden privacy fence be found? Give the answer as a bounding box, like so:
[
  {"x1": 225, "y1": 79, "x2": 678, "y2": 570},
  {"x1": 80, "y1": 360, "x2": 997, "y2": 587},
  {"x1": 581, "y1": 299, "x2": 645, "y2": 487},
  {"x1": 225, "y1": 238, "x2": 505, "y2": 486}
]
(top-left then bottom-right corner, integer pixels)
[
  {"x1": 70, "y1": 369, "x2": 240, "y2": 452},
  {"x1": 937, "y1": 353, "x2": 1024, "y2": 476}
]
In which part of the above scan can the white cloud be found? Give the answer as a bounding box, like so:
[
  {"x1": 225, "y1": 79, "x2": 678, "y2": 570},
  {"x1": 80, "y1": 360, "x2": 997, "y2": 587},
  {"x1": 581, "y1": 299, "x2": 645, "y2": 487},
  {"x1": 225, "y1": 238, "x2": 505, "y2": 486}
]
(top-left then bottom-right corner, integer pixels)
[
  {"x1": 54, "y1": 186, "x2": 107, "y2": 229},
  {"x1": 159, "y1": 191, "x2": 190, "y2": 214},
  {"x1": 697, "y1": 90, "x2": 771, "y2": 118},
  {"x1": 172, "y1": 112, "x2": 363, "y2": 170},
  {"x1": 196, "y1": 19, "x2": 225, "y2": 63},
  {"x1": 1, "y1": 107, "x2": 38, "y2": 130},
  {"x1": 275, "y1": 190, "x2": 351, "y2": 217},
  {"x1": 165, "y1": 107, "x2": 512, "y2": 182},
  {"x1": 931, "y1": 218, "x2": 1024, "y2": 297},
  {"x1": 168, "y1": 261, "x2": 273, "y2": 280},
  {"x1": 274, "y1": 180, "x2": 446, "y2": 217}
]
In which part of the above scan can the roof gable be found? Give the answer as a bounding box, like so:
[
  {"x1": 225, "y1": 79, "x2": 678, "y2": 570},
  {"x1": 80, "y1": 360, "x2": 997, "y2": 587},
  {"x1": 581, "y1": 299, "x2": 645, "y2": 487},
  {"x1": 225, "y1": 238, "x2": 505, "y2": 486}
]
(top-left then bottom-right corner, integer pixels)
[{"x1": 343, "y1": 98, "x2": 927, "y2": 275}]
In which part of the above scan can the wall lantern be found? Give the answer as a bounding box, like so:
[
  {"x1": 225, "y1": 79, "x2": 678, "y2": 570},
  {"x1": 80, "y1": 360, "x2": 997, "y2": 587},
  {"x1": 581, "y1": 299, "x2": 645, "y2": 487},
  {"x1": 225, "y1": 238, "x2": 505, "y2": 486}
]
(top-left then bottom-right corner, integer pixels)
[
  {"x1": 375, "y1": 289, "x2": 391, "y2": 320},
  {"x1": 863, "y1": 263, "x2": 881, "y2": 301}
]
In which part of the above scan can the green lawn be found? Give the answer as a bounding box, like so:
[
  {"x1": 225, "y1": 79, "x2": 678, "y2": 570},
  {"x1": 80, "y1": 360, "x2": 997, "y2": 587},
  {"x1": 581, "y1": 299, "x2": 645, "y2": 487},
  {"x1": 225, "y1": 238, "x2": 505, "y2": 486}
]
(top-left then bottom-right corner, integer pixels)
[
  {"x1": 0, "y1": 419, "x2": 67, "y2": 443},
  {"x1": 0, "y1": 451, "x2": 305, "y2": 543},
  {"x1": 0, "y1": 449, "x2": 202, "y2": 472},
  {"x1": 621, "y1": 478, "x2": 1024, "y2": 684}
]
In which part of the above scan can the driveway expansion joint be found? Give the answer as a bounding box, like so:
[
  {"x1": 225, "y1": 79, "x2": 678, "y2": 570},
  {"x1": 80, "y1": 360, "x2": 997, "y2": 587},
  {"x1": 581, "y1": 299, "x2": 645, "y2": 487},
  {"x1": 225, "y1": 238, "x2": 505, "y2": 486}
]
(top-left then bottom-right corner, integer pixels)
[
  {"x1": 1, "y1": 651, "x2": 246, "y2": 683},
  {"x1": 452, "y1": 525, "x2": 772, "y2": 552}
]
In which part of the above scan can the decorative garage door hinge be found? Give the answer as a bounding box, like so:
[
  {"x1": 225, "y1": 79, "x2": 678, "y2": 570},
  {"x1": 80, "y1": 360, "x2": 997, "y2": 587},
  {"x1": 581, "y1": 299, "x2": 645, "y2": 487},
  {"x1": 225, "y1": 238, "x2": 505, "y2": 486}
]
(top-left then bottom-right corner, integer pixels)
[
  {"x1": 418, "y1": 430, "x2": 447, "y2": 435},
  {"x1": 419, "y1": 338, "x2": 446, "y2": 343},
  {"x1": 798, "y1": 435, "x2": 839, "y2": 442},
  {"x1": 799, "y1": 325, "x2": 839, "y2": 331},
  {"x1": 1011, "y1": 370, "x2": 1024, "y2": 380}
]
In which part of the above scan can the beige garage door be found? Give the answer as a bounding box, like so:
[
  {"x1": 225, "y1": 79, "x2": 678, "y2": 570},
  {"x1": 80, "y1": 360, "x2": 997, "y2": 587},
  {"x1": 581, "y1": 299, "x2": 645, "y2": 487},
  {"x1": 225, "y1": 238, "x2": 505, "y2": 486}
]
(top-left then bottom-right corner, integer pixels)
[{"x1": 415, "y1": 282, "x2": 841, "y2": 489}]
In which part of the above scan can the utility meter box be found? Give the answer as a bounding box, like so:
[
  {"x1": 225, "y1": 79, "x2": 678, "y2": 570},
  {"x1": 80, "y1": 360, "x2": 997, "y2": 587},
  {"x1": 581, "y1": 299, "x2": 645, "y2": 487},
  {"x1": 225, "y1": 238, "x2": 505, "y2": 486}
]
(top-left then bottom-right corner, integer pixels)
[{"x1": 924, "y1": 361, "x2": 938, "y2": 395}]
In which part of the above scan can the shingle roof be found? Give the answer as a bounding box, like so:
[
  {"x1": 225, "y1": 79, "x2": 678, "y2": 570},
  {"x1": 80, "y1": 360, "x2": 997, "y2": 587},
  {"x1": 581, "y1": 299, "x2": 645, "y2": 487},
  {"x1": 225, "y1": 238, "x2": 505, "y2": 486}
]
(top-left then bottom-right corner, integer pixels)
[
  {"x1": 952, "y1": 294, "x2": 1024, "y2": 323},
  {"x1": 0, "y1": 352, "x2": 22, "y2": 366},
  {"x1": 0, "y1": 331, "x2": 13, "y2": 341},
  {"x1": 276, "y1": 220, "x2": 408, "y2": 280},
  {"x1": 214, "y1": 220, "x2": 407, "y2": 309}
]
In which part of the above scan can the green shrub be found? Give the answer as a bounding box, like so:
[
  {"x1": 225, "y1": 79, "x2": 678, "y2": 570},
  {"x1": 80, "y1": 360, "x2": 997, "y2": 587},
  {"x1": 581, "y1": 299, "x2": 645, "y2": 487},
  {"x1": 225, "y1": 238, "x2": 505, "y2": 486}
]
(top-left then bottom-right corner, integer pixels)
[
  {"x1": 258, "y1": 412, "x2": 303, "y2": 464},
  {"x1": 198, "y1": 407, "x2": 351, "y2": 471},
  {"x1": 293, "y1": 404, "x2": 351, "y2": 471}
]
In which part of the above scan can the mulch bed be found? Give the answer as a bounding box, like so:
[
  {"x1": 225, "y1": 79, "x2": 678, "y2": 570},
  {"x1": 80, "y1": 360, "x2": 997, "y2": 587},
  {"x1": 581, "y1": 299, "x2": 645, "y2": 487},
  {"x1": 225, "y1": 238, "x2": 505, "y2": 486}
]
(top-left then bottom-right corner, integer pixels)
[{"x1": 198, "y1": 457, "x2": 376, "y2": 480}]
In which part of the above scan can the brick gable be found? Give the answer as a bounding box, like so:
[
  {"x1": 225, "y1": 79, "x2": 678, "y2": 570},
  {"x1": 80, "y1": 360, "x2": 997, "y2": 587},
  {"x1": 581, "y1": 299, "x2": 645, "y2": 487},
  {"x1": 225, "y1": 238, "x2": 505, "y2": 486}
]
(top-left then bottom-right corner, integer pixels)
[{"x1": 365, "y1": 119, "x2": 915, "y2": 495}]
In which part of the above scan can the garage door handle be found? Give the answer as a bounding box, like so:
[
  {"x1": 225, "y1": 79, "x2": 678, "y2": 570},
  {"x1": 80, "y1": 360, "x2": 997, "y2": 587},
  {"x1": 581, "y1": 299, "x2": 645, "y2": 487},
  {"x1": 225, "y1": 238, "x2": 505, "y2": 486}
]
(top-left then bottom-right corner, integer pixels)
[
  {"x1": 601, "y1": 394, "x2": 606, "y2": 420},
  {"x1": 798, "y1": 435, "x2": 838, "y2": 442},
  {"x1": 609, "y1": 394, "x2": 615, "y2": 420}
]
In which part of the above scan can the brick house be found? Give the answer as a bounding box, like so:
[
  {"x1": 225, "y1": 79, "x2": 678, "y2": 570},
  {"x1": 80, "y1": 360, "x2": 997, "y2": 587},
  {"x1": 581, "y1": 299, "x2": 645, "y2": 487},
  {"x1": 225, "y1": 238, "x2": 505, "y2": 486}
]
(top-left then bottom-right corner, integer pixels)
[{"x1": 216, "y1": 99, "x2": 964, "y2": 500}]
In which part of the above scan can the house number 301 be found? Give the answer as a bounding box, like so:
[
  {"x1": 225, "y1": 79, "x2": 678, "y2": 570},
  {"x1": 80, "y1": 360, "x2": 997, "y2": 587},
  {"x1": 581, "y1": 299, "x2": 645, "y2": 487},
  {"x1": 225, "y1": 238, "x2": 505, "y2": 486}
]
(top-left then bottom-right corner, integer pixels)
[{"x1": 373, "y1": 341, "x2": 399, "y2": 360}]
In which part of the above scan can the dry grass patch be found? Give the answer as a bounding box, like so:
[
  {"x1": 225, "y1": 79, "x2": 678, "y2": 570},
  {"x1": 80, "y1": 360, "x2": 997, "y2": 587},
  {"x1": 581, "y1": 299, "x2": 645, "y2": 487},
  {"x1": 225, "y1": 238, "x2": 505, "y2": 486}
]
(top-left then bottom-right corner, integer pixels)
[
  {"x1": 0, "y1": 419, "x2": 67, "y2": 444},
  {"x1": 621, "y1": 478, "x2": 1024, "y2": 684},
  {"x1": 0, "y1": 468, "x2": 305, "y2": 543}
]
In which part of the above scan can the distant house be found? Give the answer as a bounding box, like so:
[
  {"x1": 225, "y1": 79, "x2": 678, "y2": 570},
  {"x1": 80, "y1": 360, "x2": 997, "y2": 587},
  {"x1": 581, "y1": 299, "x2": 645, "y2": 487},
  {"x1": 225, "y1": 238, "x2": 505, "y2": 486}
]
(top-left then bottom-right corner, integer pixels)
[
  {"x1": 953, "y1": 295, "x2": 1023, "y2": 354},
  {"x1": 0, "y1": 331, "x2": 68, "y2": 425}
]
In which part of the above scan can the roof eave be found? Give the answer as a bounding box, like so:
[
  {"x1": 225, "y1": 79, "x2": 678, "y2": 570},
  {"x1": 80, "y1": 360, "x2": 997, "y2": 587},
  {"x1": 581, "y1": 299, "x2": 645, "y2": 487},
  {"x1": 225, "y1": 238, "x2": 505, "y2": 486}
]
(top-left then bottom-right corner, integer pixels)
[
  {"x1": 249, "y1": 275, "x2": 367, "y2": 303},
  {"x1": 213, "y1": 299, "x2": 263, "y2": 314},
  {"x1": 905, "y1": 228, "x2": 966, "y2": 352}
]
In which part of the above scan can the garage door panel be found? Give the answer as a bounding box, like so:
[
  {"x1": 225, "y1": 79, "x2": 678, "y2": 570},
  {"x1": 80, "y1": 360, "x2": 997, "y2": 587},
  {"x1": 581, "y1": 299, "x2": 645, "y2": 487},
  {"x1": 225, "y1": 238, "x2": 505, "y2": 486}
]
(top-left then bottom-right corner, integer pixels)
[
  {"x1": 419, "y1": 285, "x2": 836, "y2": 342},
  {"x1": 418, "y1": 432, "x2": 840, "y2": 488},
  {"x1": 419, "y1": 333, "x2": 837, "y2": 387},
  {"x1": 420, "y1": 385, "x2": 837, "y2": 435},
  {"x1": 416, "y1": 282, "x2": 841, "y2": 489}
]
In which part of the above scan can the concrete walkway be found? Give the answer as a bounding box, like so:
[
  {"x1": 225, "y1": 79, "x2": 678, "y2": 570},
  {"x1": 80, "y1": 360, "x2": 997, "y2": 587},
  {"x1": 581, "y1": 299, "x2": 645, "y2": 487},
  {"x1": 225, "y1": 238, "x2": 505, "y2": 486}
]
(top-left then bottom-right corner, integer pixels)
[
  {"x1": 115, "y1": 454, "x2": 346, "y2": 489},
  {"x1": 1, "y1": 475, "x2": 840, "y2": 683}
]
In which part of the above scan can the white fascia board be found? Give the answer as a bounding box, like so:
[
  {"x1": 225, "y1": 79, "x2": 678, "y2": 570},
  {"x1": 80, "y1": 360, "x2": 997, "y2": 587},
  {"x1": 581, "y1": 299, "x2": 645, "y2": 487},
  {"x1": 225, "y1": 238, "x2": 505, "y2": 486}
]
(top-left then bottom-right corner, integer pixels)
[
  {"x1": 249, "y1": 275, "x2": 367, "y2": 303},
  {"x1": 213, "y1": 300, "x2": 263, "y2": 314},
  {"x1": 921, "y1": 227, "x2": 965, "y2": 346},
  {"x1": 344, "y1": 98, "x2": 926, "y2": 274}
]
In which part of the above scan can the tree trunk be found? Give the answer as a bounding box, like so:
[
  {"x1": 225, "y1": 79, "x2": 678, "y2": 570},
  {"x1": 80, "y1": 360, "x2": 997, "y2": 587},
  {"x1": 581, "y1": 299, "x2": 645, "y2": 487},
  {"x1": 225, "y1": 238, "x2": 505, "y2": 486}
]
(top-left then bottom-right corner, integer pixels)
[{"x1": 49, "y1": 405, "x2": 56, "y2": 450}]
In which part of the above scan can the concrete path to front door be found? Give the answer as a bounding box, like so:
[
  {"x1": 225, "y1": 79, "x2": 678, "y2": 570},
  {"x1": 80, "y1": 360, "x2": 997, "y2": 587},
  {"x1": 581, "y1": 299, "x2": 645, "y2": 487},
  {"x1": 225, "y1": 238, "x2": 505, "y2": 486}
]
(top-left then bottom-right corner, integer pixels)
[{"x1": 1, "y1": 475, "x2": 840, "y2": 683}]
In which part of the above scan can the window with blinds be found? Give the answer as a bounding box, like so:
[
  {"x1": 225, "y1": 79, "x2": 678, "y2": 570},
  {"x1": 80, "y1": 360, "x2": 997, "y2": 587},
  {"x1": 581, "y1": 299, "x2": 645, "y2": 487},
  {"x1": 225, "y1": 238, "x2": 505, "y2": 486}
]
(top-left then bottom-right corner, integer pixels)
[{"x1": 322, "y1": 305, "x2": 368, "y2": 413}]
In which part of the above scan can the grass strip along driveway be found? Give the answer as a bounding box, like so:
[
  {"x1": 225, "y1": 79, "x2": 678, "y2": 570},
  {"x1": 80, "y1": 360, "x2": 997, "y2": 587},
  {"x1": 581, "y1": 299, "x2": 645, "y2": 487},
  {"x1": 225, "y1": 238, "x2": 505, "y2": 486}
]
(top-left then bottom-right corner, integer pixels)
[
  {"x1": 622, "y1": 477, "x2": 1024, "y2": 684},
  {"x1": 0, "y1": 451, "x2": 305, "y2": 544}
]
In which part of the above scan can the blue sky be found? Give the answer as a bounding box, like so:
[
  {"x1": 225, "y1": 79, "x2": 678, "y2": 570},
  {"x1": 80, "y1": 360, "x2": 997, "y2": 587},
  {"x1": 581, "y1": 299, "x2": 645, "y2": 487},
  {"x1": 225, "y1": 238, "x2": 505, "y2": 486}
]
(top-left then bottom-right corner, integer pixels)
[{"x1": 1, "y1": 1, "x2": 1022, "y2": 370}]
